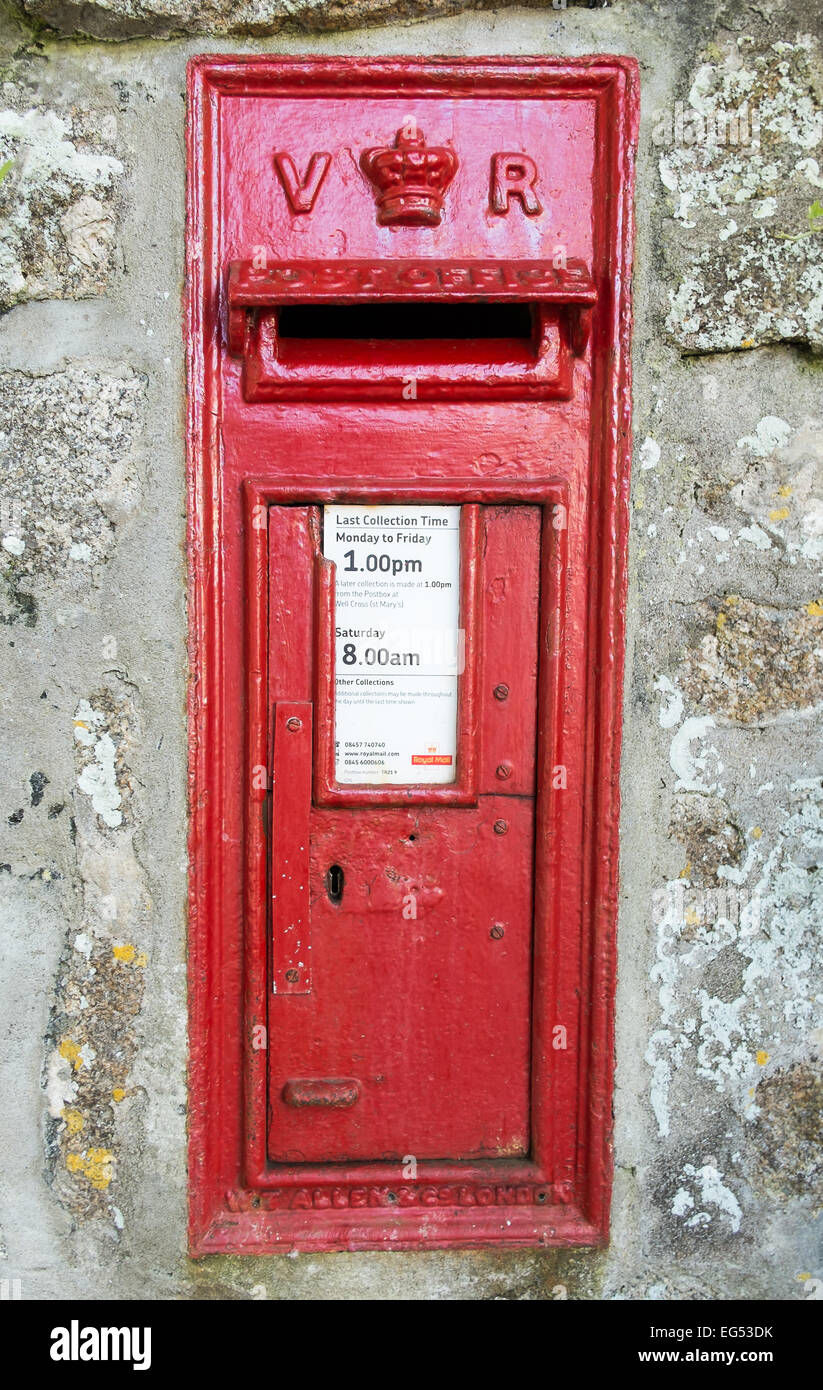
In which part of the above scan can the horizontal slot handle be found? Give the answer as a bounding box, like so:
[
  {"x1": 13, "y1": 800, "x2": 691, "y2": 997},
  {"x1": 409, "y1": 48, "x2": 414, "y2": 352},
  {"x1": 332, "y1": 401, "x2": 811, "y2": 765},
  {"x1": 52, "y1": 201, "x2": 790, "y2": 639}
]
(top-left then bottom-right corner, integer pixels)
[
  {"x1": 228, "y1": 256, "x2": 596, "y2": 310},
  {"x1": 282, "y1": 1079, "x2": 361, "y2": 1109}
]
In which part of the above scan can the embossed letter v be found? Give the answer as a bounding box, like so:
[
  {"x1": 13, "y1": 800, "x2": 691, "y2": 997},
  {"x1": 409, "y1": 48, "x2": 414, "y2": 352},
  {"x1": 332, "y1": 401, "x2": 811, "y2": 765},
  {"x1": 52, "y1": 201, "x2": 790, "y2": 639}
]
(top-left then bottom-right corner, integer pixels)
[{"x1": 273, "y1": 151, "x2": 332, "y2": 214}]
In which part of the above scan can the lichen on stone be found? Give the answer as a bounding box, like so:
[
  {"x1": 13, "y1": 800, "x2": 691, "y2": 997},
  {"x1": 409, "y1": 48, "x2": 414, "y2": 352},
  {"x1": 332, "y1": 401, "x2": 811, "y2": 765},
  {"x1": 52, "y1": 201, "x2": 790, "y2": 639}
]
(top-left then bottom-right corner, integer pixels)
[
  {"x1": 670, "y1": 792, "x2": 744, "y2": 882},
  {"x1": 658, "y1": 34, "x2": 823, "y2": 353},
  {"x1": 74, "y1": 693, "x2": 134, "y2": 830},
  {"x1": 751, "y1": 1061, "x2": 823, "y2": 1200},
  {"x1": 0, "y1": 99, "x2": 123, "y2": 312},
  {"x1": 647, "y1": 778, "x2": 823, "y2": 1154},
  {"x1": 43, "y1": 681, "x2": 149, "y2": 1228},
  {"x1": 732, "y1": 414, "x2": 823, "y2": 563},
  {"x1": 0, "y1": 367, "x2": 144, "y2": 624},
  {"x1": 45, "y1": 932, "x2": 145, "y2": 1219},
  {"x1": 680, "y1": 595, "x2": 823, "y2": 722}
]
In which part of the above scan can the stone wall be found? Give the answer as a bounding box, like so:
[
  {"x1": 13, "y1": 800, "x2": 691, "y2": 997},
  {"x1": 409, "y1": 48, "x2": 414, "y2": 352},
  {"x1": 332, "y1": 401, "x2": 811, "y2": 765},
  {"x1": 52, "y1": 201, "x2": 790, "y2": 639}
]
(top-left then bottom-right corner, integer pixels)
[{"x1": 0, "y1": 0, "x2": 821, "y2": 1299}]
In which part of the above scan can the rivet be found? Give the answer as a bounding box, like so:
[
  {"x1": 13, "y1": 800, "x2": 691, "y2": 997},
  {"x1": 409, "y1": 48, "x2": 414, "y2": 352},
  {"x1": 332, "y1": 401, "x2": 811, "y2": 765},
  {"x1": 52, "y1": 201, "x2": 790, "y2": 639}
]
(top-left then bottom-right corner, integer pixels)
[
  {"x1": 495, "y1": 761, "x2": 513, "y2": 780},
  {"x1": 493, "y1": 683, "x2": 509, "y2": 701},
  {"x1": 490, "y1": 924, "x2": 505, "y2": 940},
  {"x1": 285, "y1": 716, "x2": 302, "y2": 732},
  {"x1": 285, "y1": 968, "x2": 300, "y2": 983},
  {"x1": 493, "y1": 819, "x2": 508, "y2": 835}
]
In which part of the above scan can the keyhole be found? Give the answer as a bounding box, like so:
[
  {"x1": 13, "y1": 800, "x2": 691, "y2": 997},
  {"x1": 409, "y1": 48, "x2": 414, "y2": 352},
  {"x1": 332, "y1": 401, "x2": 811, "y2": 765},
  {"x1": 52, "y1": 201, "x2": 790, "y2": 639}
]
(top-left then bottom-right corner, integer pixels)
[{"x1": 326, "y1": 864, "x2": 344, "y2": 904}]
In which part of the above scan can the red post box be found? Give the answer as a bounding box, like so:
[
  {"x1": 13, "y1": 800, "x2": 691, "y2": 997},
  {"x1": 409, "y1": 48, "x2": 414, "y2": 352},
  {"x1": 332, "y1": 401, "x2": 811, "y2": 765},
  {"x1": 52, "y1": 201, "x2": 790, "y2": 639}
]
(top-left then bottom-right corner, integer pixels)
[{"x1": 186, "y1": 56, "x2": 638, "y2": 1253}]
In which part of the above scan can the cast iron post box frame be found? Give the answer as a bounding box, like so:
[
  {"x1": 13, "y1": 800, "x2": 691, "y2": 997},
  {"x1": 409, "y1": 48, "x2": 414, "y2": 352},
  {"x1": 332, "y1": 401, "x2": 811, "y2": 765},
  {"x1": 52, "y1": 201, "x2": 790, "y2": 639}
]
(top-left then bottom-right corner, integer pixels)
[{"x1": 186, "y1": 55, "x2": 638, "y2": 1254}]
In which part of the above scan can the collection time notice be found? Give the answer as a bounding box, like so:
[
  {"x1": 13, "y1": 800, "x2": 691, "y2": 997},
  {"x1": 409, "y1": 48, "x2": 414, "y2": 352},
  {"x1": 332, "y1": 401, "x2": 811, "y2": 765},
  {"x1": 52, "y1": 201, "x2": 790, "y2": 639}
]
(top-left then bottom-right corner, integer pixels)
[{"x1": 323, "y1": 503, "x2": 462, "y2": 784}]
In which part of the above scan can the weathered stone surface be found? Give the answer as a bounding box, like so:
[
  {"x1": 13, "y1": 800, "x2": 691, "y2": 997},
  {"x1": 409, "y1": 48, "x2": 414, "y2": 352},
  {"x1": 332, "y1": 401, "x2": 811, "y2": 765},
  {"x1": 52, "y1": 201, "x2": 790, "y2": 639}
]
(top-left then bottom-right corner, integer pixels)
[
  {"x1": 752, "y1": 1061, "x2": 823, "y2": 1200},
  {"x1": 656, "y1": 1153, "x2": 745, "y2": 1246},
  {"x1": 44, "y1": 683, "x2": 149, "y2": 1227},
  {"x1": 680, "y1": 596, "x2": 823, "y2": 723},
  {"x1": 632, "y1": 361, "x2": 823, "y2": 634},
  {"x1": 730, "y1": 413, "x2": 823, "y2": 563},
  {"x1": 19, "y1": 0, "x2": 605, "y2": 41},
  {"x1": 657, "y1": 33, "x2": 823, "y2": 353},
  {"x1": 0, "y1": 368, "x2": 144, "y2": 624},
  {"x1": 646, "y1": 777, "x2": 823, "y2": 1169},
  {"x1": 0, "y1": 100, "x2": 122, "y2": 312},
  {"x1": 670, "y1": 793, "x2": 744, "y2": 881}
]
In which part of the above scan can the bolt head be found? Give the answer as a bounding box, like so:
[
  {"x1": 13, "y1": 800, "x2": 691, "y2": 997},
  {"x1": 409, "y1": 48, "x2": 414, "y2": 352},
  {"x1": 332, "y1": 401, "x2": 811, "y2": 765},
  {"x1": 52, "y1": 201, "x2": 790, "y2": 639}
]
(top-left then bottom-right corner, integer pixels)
[
  {"x1": 285, "y1": 716, "x2": 302, "y2": 732},
  {"x1": 495, "y1": 761, "x2": 513, "y2": 780},
  {"x1": 493, "y1": 683, "x2": 510, "y2": 701},
  {"x1": 490, "y1": 924, "x2": 505, "y2": 940},
  {"x1": 285, "y1": 968, "x2": 300, "y2": 983},
  {"x1": 493, "y1": 819, "x2": 508, "y2": 835}
]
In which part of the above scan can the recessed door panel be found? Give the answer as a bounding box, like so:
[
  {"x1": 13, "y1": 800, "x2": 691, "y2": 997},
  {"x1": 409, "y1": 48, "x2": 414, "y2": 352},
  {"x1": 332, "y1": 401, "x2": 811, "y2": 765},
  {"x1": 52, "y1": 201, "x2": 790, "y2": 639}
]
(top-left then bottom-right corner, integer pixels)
[{"x1": 266, "y1": 503, "x2": 541, "y2": 1162}]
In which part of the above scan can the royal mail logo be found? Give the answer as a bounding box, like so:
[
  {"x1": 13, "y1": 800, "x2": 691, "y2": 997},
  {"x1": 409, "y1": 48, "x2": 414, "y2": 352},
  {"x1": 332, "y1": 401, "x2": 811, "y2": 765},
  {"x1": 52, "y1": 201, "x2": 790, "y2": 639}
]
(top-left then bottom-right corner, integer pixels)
[
  {"x1": 272, "y1": 123, "x2": 548, "y2": 226},
  {"x1": 411, "y1": 752, "x2": 453, "y2": 766}
]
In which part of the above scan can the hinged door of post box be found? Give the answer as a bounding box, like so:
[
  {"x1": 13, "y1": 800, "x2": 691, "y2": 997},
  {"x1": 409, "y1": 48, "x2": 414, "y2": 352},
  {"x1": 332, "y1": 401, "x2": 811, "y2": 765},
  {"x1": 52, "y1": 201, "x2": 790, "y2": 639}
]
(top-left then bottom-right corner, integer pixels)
[{"x1": 267, "y1": 503, "x2": 541, "y2": 1162}]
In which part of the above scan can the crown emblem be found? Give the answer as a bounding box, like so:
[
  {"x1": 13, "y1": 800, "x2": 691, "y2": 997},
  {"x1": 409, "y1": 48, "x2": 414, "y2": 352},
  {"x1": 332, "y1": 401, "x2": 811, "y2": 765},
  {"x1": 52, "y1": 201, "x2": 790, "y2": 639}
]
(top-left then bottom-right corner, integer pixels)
[{"x1": 360, "y1": 126, "x2": 458, "y2": 227}]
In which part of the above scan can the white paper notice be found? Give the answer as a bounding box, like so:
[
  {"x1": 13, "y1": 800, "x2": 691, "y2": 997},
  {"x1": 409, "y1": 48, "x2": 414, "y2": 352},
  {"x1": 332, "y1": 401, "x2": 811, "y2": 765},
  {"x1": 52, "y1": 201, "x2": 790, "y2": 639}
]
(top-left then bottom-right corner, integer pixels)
[{"x1": 323, "y1": 504, "x2": 462, "y2": 784}]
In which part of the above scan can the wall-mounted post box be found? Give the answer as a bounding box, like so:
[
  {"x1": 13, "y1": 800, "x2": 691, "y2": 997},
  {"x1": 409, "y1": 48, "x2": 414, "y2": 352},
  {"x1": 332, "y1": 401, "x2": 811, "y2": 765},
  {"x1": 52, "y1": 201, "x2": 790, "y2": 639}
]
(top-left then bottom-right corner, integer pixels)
[{"x1": 187, "y1": 56, "x2": 638, "y2": 1254}]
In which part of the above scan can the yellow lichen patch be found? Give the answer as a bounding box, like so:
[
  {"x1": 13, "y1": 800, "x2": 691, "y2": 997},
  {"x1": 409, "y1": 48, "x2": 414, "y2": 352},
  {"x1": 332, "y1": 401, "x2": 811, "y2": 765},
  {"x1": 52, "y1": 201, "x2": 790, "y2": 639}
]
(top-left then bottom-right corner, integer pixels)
[
  {"x1": 716, "y1": 612, "x2": 727, "y2": 630},
  {"x1": 806, "y1": 600, "x2": 823, "y2": 617},
  {"x1": 741, "y1": 337, "x2": 755, "y2": 348},
  {"x1": 679, "y1": 861, "x2": 692, "y2": 879},
  {"x1": 724, "y1": 594, "x2": 739, "y2": 607},
  {"x1": 112, "y1": 943, "x2": 148, "y2": 968},
  {"x1": 59, "y1": 1038, "x2": 82, "y2": 1071},
  {"x1": 66, "y1": 1147, "x2": 115, "y2": 1191},
  {"x1": 61, "y1": 1107, "x2": 84, "y2": 1136},
  {"x1": 751, "y1": 826, "x2": 763, "y2": 839},
  {"x1": 85, "y1": 1149, "x2": 115, "y2": 1190},
  {"x1": 778, "y1": 485, "x2": 792, "y2": 498},
  {"x1": 769, "y1": 507, "x2": 790, "y2": 521},
  {"x1": 757, "y1": 1050, "x2": 769, "y2": 1066},
  {"x1": 49, "y1": 880, "x2": 146, "y2": 1223},
  {"x1": 798, "y1": 1273, "x2": 811, "y2": 1282},
  {"x1": 685, "y1": 905, "x2": 700, "y2": 927}
]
